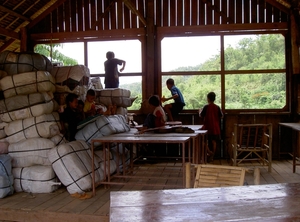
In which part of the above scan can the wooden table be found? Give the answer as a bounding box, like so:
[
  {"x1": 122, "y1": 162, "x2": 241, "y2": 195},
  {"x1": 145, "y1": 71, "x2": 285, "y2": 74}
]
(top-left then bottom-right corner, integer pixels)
[
  {"x1": 109, "y1": 125, "x2": 207, "y2": 164},
  {"x1": 110, "y1": 183, "x2": 300, "y2": 222},
  {"x1": 279, "y1": 123, "x2": 300, "y2": 172},
  {"x1": 91, "y1": 136, "x2": 191, "y2": 195}
]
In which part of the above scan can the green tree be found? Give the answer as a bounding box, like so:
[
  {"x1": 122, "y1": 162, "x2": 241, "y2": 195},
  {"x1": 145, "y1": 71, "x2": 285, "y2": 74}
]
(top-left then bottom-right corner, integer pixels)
[{"x1": 34, "y1": 44, "x2": 78, "y2": 66}]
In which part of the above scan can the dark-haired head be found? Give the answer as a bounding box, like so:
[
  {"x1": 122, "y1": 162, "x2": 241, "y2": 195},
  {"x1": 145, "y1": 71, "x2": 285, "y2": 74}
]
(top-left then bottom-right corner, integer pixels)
[
  {"x1": 106, "y1": 51, "x2": 115, "y2": 59},
  {"x1": 87, "y1": 89, "x2": 95, "y2": 96},
  {"x1": 148, "y1": 95, "x2": 160, "y2": 107},
  {"x1": 65, "y1": 93, "x2": 78, "y2": 105},
  {"x1": 166, "y1": 78, "x2": 174, "y2": 86},
  {"x1": 207, "y1": 92, "x2": 216, "y2": 102}
]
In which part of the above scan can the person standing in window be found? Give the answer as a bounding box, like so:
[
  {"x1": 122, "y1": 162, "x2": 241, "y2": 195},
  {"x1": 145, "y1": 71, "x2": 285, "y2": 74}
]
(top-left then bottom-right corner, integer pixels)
[
  {"x1": 199, "y1": 92, "x2": 223, "y2": 163},
  {"x1": 161, "y1": 78, "x2": 185, "y2": 121},
  {"x1": 104, "y1": 51, "x2": 126, "y2": 88}
]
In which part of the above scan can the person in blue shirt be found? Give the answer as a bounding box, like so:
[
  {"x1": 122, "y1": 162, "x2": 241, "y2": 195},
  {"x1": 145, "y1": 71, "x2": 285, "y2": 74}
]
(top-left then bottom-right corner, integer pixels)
[{"x1": 161, "y1": 78, "x2": 185, "y2": 121}]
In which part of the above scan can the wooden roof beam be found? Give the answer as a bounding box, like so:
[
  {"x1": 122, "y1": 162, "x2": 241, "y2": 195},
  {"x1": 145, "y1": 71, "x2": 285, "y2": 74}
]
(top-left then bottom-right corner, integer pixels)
[
  {"x1": 0, "y1": 27, "x2": 19, "y2": 39},
  {"x1": 266, "y1": 0, "x2": 290, "y2": 14},
  {"x1": 27, "y1": 0, "x2": 68, "y2": 29},
  {"x1": 0, "y1": 5, "x2": 31, "y2": 22},
  {"x1": 91, "y1": 0, "x2": 116, "y2": 29},
  {"x1": 123, "y1": 0, "x2": 146, "y2": 26}
]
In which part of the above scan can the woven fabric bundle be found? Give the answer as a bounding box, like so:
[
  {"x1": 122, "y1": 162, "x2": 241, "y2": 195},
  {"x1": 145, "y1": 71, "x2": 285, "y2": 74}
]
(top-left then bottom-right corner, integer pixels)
[
  {"x1": 48, "y1": 140, "x2": 104, "y2": 194},
  {"x1": 3, "y1": 112, "x2": 61, "y2": 144},
  {"x1": 8, "y1": 138, "x2": 55, "y2": 167},
  {"x1": 0, "y1": 71, "x2": 56, "y2": 99},
  {"x1": 13, "y1": 165, "x2": 61, "y2": 193},
  {"x1": 0, "y1": 51, "x2": 52, "y2": 75}
]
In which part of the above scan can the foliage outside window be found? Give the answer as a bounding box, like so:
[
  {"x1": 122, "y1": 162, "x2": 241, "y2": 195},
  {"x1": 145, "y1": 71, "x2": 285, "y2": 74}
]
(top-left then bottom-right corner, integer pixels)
[{"x1": 161, "y1": 34, "x2": 286, "y2": 110}]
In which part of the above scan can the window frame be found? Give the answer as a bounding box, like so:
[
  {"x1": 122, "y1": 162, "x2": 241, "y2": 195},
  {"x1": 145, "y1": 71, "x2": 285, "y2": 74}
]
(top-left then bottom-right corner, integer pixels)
[{"x1": 158, "y1": 31, "x2": 289, "y2": 114}]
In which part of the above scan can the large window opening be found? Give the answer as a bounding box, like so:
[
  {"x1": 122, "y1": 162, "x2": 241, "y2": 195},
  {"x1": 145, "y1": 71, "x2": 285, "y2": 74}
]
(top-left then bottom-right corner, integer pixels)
[{"x1": 161, "y1": 34, "x2": 286, "y2": 111}]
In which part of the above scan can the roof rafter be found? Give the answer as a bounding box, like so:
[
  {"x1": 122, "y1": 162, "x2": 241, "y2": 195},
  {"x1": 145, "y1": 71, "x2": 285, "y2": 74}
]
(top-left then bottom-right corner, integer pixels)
[
  {"x1": 0, "y1": 5, "x2": 31, "y2": 22},
  {"x1": 27, "y1": 0, "x2": 68, "y2": 29},
  {"x1": 0, "y1": 26, "x2": 19, "y2": 39}
]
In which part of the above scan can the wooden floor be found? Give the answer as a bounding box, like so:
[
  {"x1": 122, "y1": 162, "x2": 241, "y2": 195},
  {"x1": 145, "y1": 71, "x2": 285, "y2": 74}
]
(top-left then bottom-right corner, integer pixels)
[{"x1": 0, "y1": 159, "x2": 300, "y2": 222}]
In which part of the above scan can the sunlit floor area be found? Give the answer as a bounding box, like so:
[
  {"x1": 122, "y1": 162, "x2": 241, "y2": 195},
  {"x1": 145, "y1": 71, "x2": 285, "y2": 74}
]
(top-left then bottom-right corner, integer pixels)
[{"x1": 0, "y1": 159, "x2": 299, "y2": 222}]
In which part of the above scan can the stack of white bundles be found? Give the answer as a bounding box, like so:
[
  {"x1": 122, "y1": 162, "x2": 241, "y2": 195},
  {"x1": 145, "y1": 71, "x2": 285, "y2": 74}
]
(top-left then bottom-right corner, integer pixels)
[
  {"x1": 90, "y1": 77, "x2": 103, "y2": 89},
  {"x1": 3, "y1": 112, "x2": 61, "y2": 144},
  {"x1": 50, "y1": 133, "x2": 68, "y2": 146},
  {"x1": 0, "y1": 141, "x2": 9, "y2": 154},
  {"x1": 13, "y1": 165, "x2": 61, "y2": 193},
  {"x1": 75, "y1": 115, "x2": 130, "y2": 146},
  {"x1": 116, "y1": 107, "x2": 128, "y2": 116},
  {"x1": 51, "y1": 65, "x2": 90, "y2": 95},
  {"x1": 48, "y1": 140, "x2": 104, "y2": 194},
  {"x1": 0, "y1": 154, "x2": 14, "y2": 198},
  {"x1": 94, "y1": 88, "x2": 133, "y2": 108},
  {"x1": 0, "y1": 51, "x2": 53, "y2": 75},
  {"x1": 0, "y1": 122, "x2": 7, "y2": 139},
  {"x1": 8, "y1": 138, "x2": 55, "y2": 167},
  {"x1": 94, "y1": 149, "x2": 117, "y2": 175},
  {"x1": 0, "y1": 92, "x2": 58, "y2": 122},
  {"x1": 0, "y1": 71, "x2": 56, "y2": 99}
]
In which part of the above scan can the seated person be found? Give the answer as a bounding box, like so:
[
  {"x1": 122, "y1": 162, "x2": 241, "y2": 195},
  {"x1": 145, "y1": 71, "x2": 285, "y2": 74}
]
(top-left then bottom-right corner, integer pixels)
[
  {"x1": 84, "y1": 89, "x2": 97, "y2": 117},
  {"x1": 60, "y1": 93, "x2": 84, "y2": 141},
  {"x1": 161, "y1": 78, "x2": 185, "y2": 121},
  {"x1": 143, "y1": 95, "x2": 167, "y2": 129},
  {"x1": 84, "y1": 89, "x2": 104, "y2": 117}
]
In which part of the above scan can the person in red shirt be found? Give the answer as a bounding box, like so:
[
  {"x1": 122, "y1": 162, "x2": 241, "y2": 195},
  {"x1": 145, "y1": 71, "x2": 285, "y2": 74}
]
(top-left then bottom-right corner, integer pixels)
[
  {"x1": 143, "y1": 95, "x2": 167, "y2": 129},
  {"x1": 199, "y1": 92, "x2": 223, "y2": 162}
]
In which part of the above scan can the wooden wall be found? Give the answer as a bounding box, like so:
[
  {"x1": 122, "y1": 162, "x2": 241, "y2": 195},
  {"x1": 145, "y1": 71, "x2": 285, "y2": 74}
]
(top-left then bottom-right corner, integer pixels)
[{"x1": 28, "y1": 0, "x2": 296, "y2": 160}]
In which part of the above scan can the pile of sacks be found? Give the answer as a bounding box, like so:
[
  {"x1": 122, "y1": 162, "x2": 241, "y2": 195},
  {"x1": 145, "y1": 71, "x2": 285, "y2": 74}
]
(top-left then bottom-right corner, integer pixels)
[{"x1": 0, "y1": 51, "x2": 131, "y2": 198}]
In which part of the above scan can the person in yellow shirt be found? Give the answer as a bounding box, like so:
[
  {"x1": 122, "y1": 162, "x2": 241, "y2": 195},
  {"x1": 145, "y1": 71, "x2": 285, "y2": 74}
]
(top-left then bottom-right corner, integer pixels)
[{"x1": 84, "y1": 89, "x2": 96, "y2": 117}]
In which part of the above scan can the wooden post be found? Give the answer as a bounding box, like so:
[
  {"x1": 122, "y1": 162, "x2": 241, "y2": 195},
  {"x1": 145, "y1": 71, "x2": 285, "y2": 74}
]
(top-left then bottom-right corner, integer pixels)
[
  {"x1": 186, "y1": 162, "x2": 191, "y2": 188},
  {"x1": 253, "y1": 168, "x2": 260, "y2": 185},
  {"x1": 20, "y1": 27, "x2": 27, "y2": 52}
]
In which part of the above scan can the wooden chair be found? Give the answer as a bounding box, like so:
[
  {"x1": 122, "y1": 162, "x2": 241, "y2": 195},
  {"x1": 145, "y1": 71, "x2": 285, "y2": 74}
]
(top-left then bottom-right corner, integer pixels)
[
  {"x1": 231, "y1": 123, "x2": 272, "y2": 172},
  {"x1": 185, "y1": 163, "x2": 246, "y2": 188}
]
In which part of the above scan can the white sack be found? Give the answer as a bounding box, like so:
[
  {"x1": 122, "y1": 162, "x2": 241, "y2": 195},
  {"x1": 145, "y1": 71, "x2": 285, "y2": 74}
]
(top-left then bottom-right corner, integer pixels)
[
  {"x1": 8, "y1": 138, "x2": 55, "y2": 167},
  {"x1": 13, "y1": 165, "x2": 61, "y2": 193},
  {"x1": 50, "y1": 133, "x2": 68, "y2": 146},
  {"x1": 0, "y1": 91, "x2": 54, "y2": 113},
  {"x1": 0, "y1": 142, "x2": 9, "y2": 154},
  {"x1": 116, "y1": 107, "x2": 128, "y2": 116},
  {"x1": 0, "y1": 71, "x2": 56, "y2": 99},
  {"x1": 0, "y1": 154, "x2": 14, "y2": 198},
  {"x1": 94, "y1": 149, "x2": 117, "y2": 175},
  {"x1": 94, "y1": 88, "x2": 134, "y2": 107},
  {"x1": 51, "y1": 65, "x2": 90, "y2": 83},
  {"x1": 51, "y1": 65, "x2": 90, "y2": 95},
  {"x1": 0, "y1": 92, "x2": 58, "y2": 122},
  {"x1": 75, "y1": 115, "x2": 130, "y2": 146},
  {"x1": 110, "y1": 144, "x2": 130, "y2": 173},
  {"x1": 0, "y1": 51, "x2": 52, "y2": 75},
  {"x1": 3, "y1": 112, "x2": 61, "y2": 144},
  {"x1": 48, "y1": 140, "x2": 104, "y2": 194},
  {"x1": 0, "y1": 122, "x2": 7, "y2": 139}
]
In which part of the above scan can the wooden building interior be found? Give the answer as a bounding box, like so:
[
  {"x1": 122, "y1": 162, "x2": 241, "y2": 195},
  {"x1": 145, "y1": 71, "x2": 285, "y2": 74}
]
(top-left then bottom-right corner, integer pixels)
[
  {"x1": 0, "y1": 0, "x2": 300, "y2": 221},
  {"x1": 0, "y1": 0, "x2": 295, "y2": 159}
]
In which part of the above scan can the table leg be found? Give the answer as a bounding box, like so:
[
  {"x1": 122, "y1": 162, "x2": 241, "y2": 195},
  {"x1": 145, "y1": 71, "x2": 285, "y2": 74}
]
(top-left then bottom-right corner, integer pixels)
[
  {"x1": 92, "y1": 141, "x2": 95, "y2": 196},
  {"x1": 182, "y1": 142, "x2": 185, "y2": 188}
]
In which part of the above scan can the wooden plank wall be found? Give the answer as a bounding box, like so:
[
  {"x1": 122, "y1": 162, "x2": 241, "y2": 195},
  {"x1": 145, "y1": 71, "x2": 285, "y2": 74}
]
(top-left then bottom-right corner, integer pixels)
[{"x1": 30, "y1": 0, "x2": 288, "y2": 35}]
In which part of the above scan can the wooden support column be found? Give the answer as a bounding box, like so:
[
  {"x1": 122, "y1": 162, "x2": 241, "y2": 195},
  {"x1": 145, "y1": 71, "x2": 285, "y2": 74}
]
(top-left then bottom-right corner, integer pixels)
[
  {"x1": 20, "y1": 27, "x2": 34, "y2": 52},
  {"x1": 20, "y1": 27, "x2": 28, "y2": 52},
  {"x1": 144, "y1": 0, "x2": 157, "y2": 99}
]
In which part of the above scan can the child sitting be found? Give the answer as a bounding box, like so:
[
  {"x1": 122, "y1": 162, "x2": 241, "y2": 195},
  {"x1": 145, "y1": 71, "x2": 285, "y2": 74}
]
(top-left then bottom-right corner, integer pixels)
[
  {"x1": 84, "y1": 89, "x2": 97, "y2": 117},
  {"x1": 60, "y1": 93, "x2": 84, "y2": 141},
  {"x1": 143, "y1": 95, "x2": 167, "y2": 129}
]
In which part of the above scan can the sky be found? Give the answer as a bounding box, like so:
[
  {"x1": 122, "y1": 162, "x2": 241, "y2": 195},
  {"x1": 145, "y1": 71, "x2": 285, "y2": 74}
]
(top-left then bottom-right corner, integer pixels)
[{"x1": 59, "y1": 35, "x2": 252, "y2": 85}]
